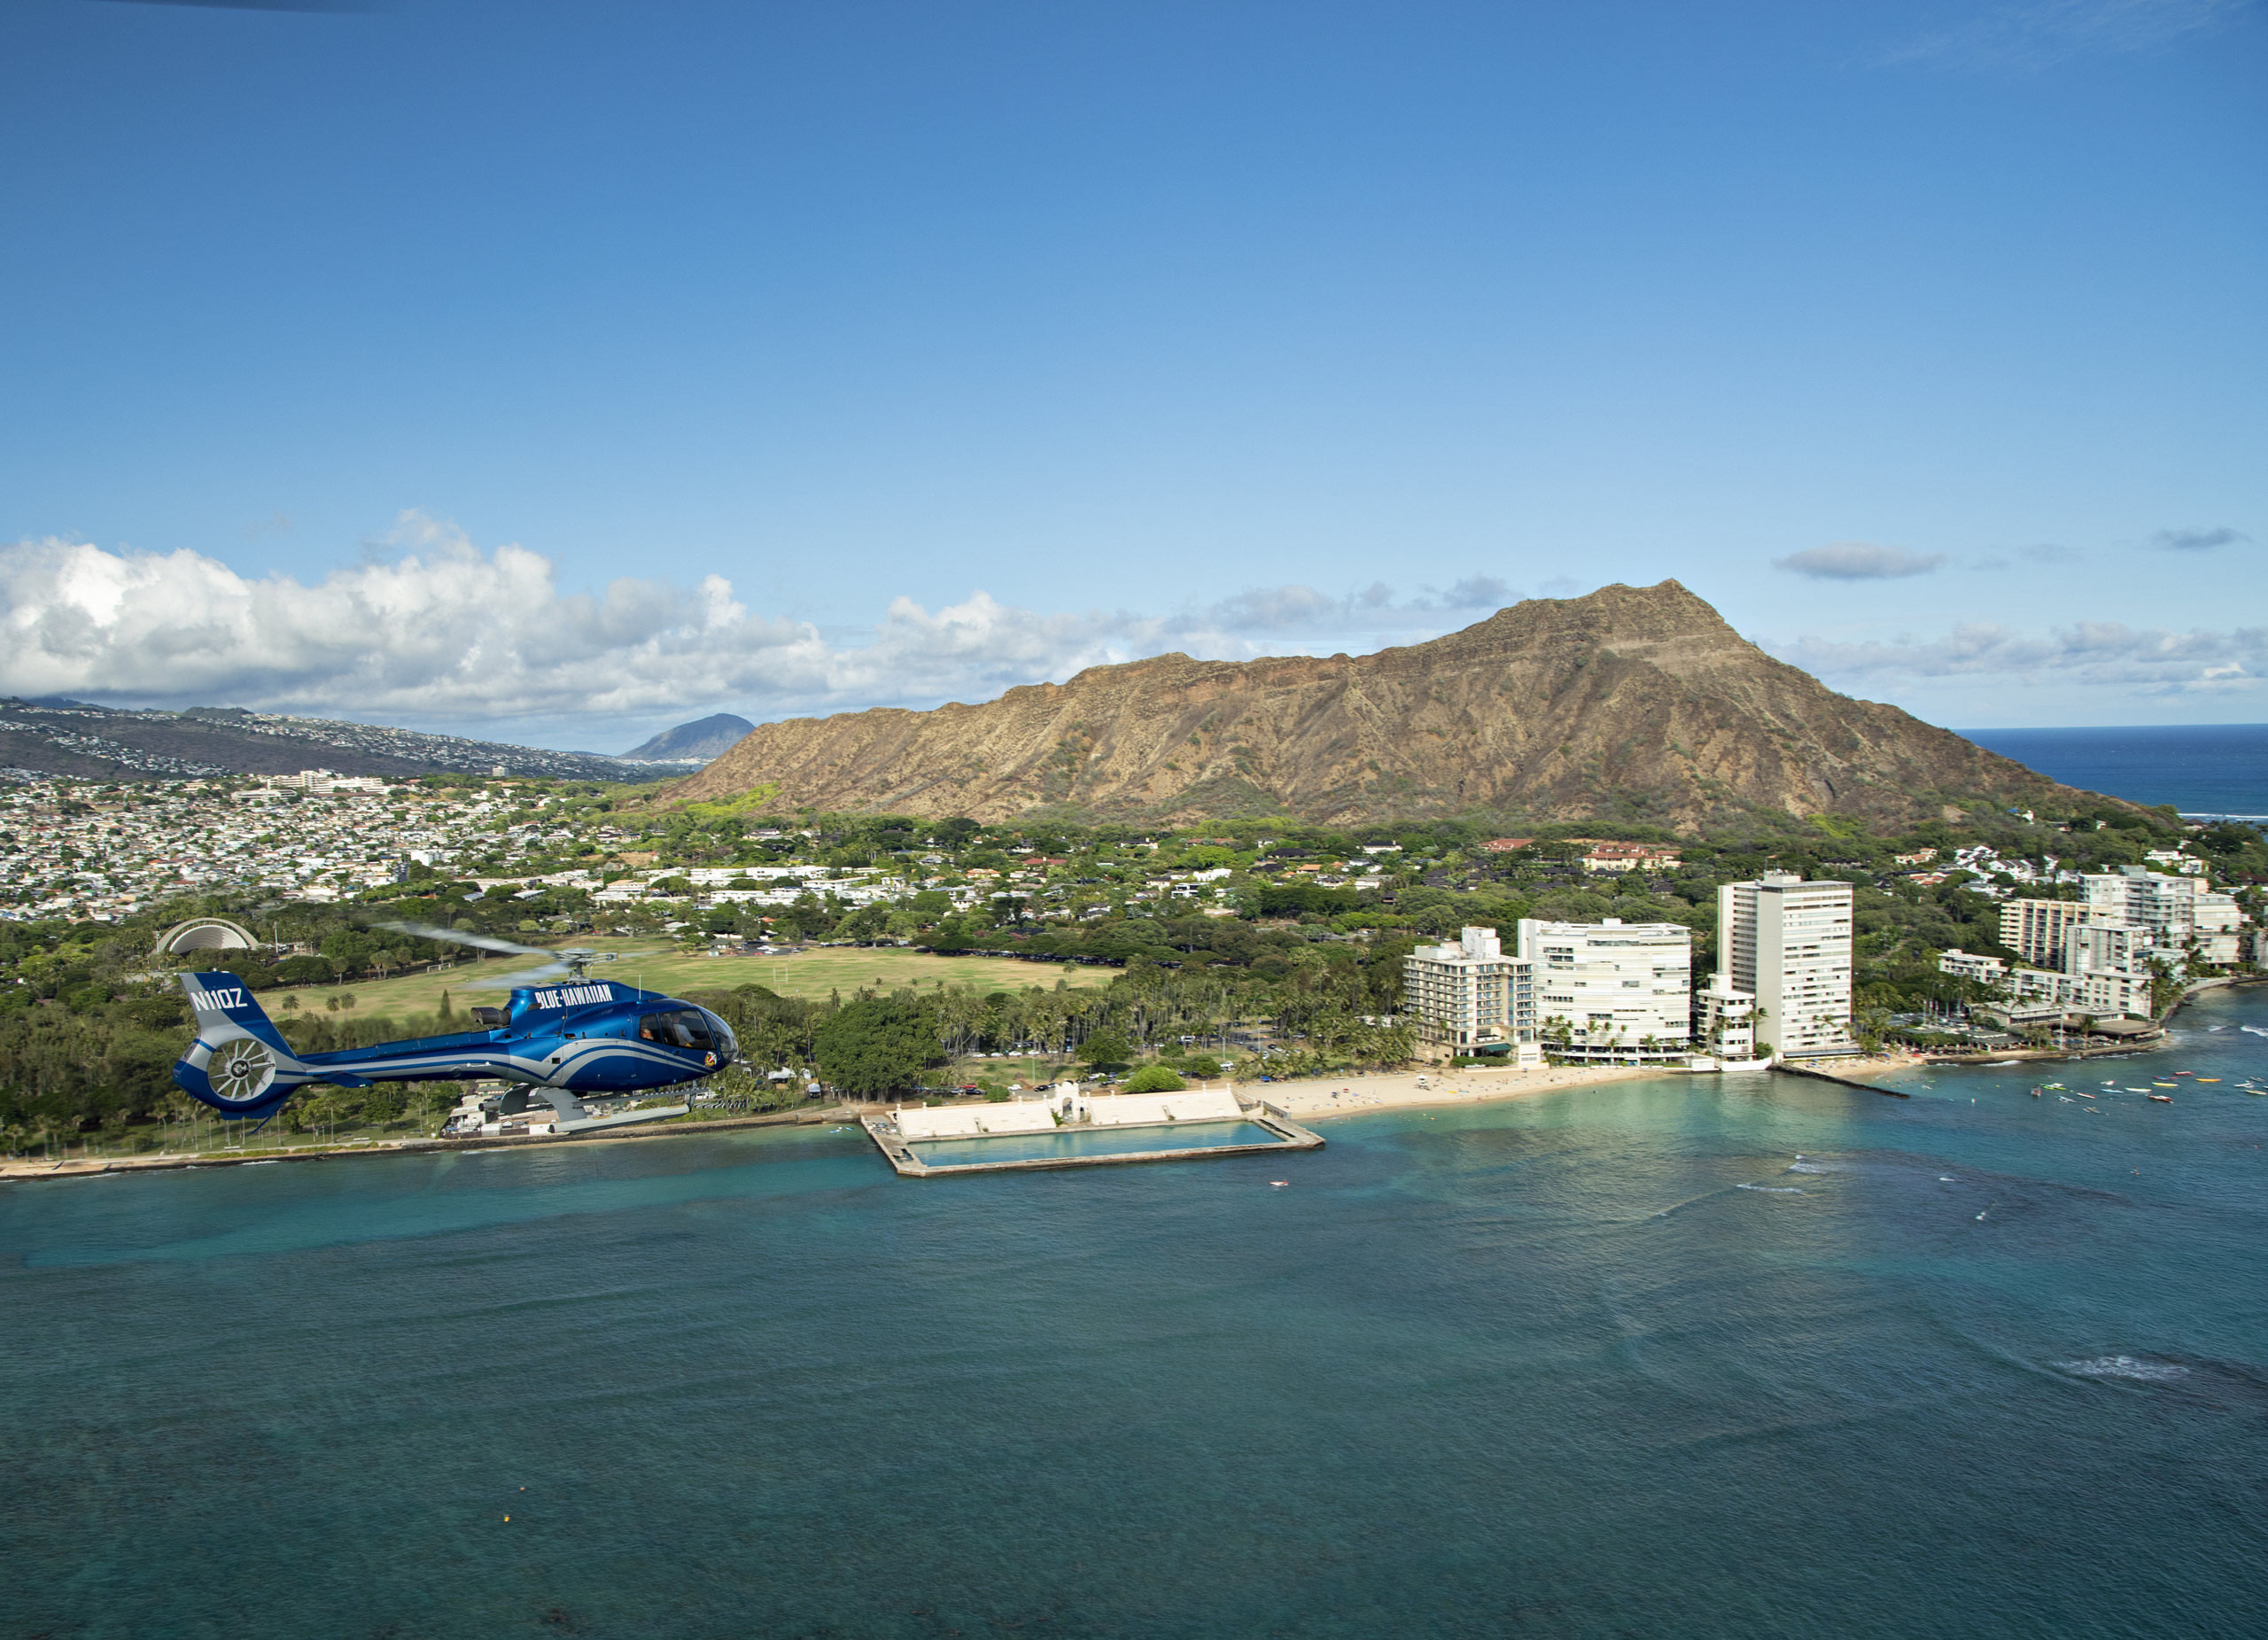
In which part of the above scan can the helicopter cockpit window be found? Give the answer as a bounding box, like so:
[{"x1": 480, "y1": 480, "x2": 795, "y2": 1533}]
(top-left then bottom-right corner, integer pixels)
[
  {"x1": 638, "y1": 1009, "x2": 715, "y2": 1051},
  {"x1": 701, "y1": 1008, "x2": 736, "y2": 1061}
]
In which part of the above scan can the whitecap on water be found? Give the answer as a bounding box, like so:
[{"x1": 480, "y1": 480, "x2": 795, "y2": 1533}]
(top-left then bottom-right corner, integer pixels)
[
  {"x1": 1737, "y1": 1184, "x2": 1805, "y2": 1193},
  {"x1": 1785, "y1": 1162, "x2": 1830, "y2": 1174},
  {"x1": 2059, "y1": 1355, "x2": 2190, "y2": 1383}
]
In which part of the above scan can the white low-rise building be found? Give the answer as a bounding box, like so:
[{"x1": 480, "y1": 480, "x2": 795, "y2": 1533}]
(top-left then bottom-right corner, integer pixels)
[
  {"x1": 1938, "y1": 948, "x2": 2008, "y2": 984},
  {"x1": 1693, "y1": 979, "x2": 1756, "y2": 1062},
  {"x1": 2008, "y1": 965, "x2": 2154, "y2": 1019}
]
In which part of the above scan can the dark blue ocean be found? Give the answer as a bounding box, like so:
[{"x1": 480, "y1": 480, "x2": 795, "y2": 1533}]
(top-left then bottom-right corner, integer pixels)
[
  {"x1": 1963, "y1": 723, "x2": 2268, "y2": 819},
  {"x1": 8, "y1": 992, "x2": 2268, "y2": 1637}
]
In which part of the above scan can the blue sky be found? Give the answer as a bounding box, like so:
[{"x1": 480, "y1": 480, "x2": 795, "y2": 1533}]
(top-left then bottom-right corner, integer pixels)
[{"x1": 1, "y1": 0, "x2": 2261, "y2": 750}]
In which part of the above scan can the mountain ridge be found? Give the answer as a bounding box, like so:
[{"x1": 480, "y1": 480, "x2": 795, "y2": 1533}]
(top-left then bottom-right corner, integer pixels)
[
  {"x1": 666, "y1": 580, "x2": 2110, "y2": 831},
  {"x1": 0, "y1": 699, "x2": 696, "y2": 784}
]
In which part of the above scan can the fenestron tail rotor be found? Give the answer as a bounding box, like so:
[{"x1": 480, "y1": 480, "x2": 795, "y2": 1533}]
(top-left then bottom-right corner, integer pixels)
[{"x1": 206, "y1": 1038, "x2": 277, "y2": 1103}]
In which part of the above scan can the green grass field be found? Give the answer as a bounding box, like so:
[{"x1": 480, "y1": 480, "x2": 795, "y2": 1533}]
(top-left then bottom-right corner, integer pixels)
[{"x1": 300, "y1": 940, "x2": 1111, "y2": 1022}]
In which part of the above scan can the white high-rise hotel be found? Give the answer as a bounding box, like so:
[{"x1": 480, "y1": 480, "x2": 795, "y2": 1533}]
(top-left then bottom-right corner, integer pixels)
[
  {"x1": 1516, "y1": 917, "x2": 1693, "y2": 1061},
  {"x1": 1715, "y1": 872, "x2": 1854, "y2": 1059},
  {"x1": 1402, "y1": 927, "x2": 1542, "y2": 1065}
]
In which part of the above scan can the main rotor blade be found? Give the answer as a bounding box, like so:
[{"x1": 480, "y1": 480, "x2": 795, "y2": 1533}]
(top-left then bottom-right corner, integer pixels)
[
  {"x1": 462, "y1": 962, "x2": 571, "y2": 991},
  {"x1": 377, "y1": 920, "x2": 555, "y2": 959}
]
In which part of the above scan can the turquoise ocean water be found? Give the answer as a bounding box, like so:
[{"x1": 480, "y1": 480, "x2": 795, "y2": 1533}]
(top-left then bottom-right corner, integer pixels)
[{"x1": 8, "y1": 995, "x2": 2268, "y2": 1636}]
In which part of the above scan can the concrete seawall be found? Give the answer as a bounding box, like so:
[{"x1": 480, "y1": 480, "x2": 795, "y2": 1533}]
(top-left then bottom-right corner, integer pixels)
[{"x1": 1771, "y1": 1063, "x2": 1911, "y2": 1100}]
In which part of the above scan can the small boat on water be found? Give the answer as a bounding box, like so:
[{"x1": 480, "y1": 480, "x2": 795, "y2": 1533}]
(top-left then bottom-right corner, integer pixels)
[
  {"x1": 2148, "y1": 1093, "x2": 2172, "y2": 1103},
  {"x1": 2196, "y1": 1077, "x2": 2220, "y2": 1083},
  {"x1": 2071, "y1": 1090, "x2": 2095, "y2": 1099}
]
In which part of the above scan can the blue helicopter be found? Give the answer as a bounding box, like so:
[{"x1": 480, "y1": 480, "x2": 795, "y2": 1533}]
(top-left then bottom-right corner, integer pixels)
[{"x1": 172, "y1": 922, "x2": 739, "y2": 1132}]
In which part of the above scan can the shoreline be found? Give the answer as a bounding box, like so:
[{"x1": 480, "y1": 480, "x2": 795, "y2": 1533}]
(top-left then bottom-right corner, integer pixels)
[
  {"x1": 1216, "y1": 1053, "x2": 1922, "y2": 1118},
  {"x1": 1, "y1": 1055, "x2": 1938, "y2": 1183},
  {"x1": 14, "y1": 1013, "x2": 2235, "y2": 1185},
  {"x1": 0, "y1": 1104, "x2": 859, "y2": 1183}
]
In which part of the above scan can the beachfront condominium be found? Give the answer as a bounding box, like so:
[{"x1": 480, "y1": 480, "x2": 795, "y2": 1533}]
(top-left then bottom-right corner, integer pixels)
[
  {"x1": 2083, "y1": 866, "x2": 2246, "y2": 965},
  {"x1": 1402, "y1": 926, "x2": 1542, "y2": 1065},
  {"x1": 1694, "y1": 979, "x2": 1756, "y2": 1062},
  {"x1": 2000, "y1": 898, "x2": 2087, "y2": 971},
  {"x1": 1716, "y1": 872, "x2": 1854, "y2": 1059},
  {"x1": 1515, "y1": 917, "x2": 1692, "y2": 1062}
]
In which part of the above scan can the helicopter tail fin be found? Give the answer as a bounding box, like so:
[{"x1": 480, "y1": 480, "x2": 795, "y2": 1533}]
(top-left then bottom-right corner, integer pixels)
[
  {"x1": 180, "y1": 973, "x2": 296, "y2": 1056},
  {"x1": 174, "y1": 974, "x2": 307, "y2": 1115}
]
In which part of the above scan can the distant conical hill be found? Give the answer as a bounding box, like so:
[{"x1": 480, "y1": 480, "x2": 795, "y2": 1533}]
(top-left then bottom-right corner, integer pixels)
[
  {"x1": 623, "y1": 712, "x2": 755, "y2": 762},
  {"x1": 666, "y1": 581, "x2": 2104, "y2": 831}
]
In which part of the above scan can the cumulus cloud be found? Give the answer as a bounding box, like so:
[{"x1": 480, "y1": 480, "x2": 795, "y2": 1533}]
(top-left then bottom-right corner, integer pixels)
[
  {"x1": 1880, "y1": 0, "x2": 2248, "y2": 71},
  {"x1": 2151, "y1": 525, "x2": 2250, "y2": 552},
  {"x1": 1772, "y1": 542, "x2": 1948, "y2": 580},
  {"x1": 0, "y1": 514, "x2": 1522, "y2": 727},
  {"x1": 1771, "y1": 620, "x2": 2268, "y2": 696}
]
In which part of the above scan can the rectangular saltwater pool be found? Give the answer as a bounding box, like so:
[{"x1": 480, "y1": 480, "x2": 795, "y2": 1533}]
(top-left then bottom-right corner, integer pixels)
[{"x1": 906, "y1": 1119, "x2": 1287, "y2": 1170}]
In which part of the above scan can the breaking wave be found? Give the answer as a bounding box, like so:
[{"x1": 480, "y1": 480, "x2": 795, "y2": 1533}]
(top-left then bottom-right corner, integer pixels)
[{"x1": 2058, "y1": 1355, "x2": 2190, "y2": 1383}]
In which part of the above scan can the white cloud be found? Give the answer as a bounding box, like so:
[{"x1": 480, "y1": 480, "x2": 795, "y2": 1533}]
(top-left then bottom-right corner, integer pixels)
[
  {"x1": 1771, "y1": 620, "x2": 2268, "y2": 696},
  {"x1": 1773, "y1": 542, "x2": 1947, "y2": 580},
  {"x1": 1881, "y1": 0, "x2": 2249, "y2": 72},
  {"x1": 0, "y1": 513, "x2": 1519, "y2": 730}
]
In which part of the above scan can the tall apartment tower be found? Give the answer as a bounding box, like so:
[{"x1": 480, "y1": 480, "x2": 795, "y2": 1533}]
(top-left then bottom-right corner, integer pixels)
[
  {"x1": 1514, "y1": 917, "x2": 1693, "y2": 1061},
  {"x1": 1402, "y1": 927, "x2": 1542, "y2": 1065},
  {"x1": 1716, "y1": 872, "x2": 1854, "y2": 1059},
  {"x1": 2000, "y1": 898, "x2": 2087, "y2": 970}
]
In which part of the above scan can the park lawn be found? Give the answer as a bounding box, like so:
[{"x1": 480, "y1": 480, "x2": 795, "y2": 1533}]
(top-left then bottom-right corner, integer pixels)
[{"x1": 309, "y1": 939, "x2": 1111, "y2": 1024}]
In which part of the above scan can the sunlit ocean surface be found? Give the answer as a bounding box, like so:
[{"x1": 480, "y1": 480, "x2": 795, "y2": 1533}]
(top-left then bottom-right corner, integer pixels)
[
  {"x1": 1964, "y1": 723, "x2": 2268, "y2": 818},
  {"x1": 8, "y1": 991, "x2": 2268, "y2": 1637}
]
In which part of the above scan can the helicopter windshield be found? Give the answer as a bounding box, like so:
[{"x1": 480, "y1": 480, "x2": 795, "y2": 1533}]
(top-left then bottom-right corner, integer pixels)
[
  {"x1": 637, "y1": 1008, "x2": 716, "y2": 1051},
  {"x1": 700, "y1": 1007, "x2": 736, "y2": 1061}
]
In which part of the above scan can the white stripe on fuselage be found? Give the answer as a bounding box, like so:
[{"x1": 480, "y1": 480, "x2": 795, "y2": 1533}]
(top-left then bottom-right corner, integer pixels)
[{"x1": 311, "y1": 1038, "x2": 700, "y2": 1087}]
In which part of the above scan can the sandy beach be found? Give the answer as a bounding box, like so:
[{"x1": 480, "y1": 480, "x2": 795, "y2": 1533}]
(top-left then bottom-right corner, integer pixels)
[
  {"x1": 1214, "y1": 1051, "x2": 1922, "y2": 1122},
  {"x1": 1216, "y1": 1061, "x2": 1662, "y2": 1118}
]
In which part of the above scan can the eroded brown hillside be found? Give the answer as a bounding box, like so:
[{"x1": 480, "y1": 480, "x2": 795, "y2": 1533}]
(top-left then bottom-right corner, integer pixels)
[{"x1": 668, "y1": 581, "x2": 2085, "y2": 831}]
